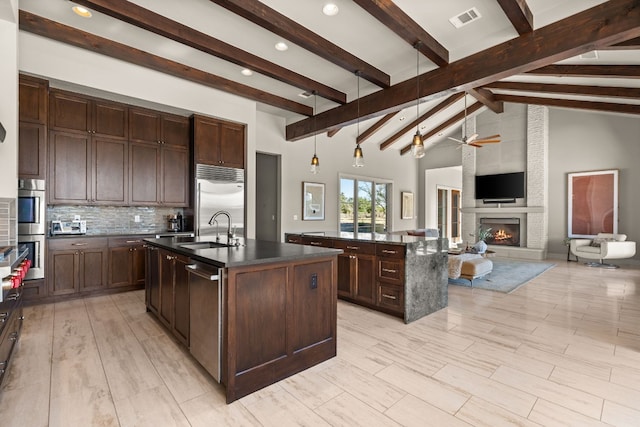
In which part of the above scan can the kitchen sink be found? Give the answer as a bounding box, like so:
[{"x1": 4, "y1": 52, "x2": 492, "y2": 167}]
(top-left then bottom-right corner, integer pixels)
[{"x1": 178, "y1": 241, "x2": 230, "y2": 250}]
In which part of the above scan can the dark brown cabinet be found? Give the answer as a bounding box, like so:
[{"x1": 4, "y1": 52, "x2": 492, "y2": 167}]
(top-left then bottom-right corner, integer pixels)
[
  {"x1": 19, "y1": 75, "x2": 48, "y2": 180},
  {"x1": 108, "y1": 237, "x2": 147, "y2": 288},
  {"x1": 48, "y1": 131, "x2": 127, "y2": 205},
  {"x1": 129, "y1": 107, "x2": 189, "y2": 147},
  {"x1": 146, "y1": 245, "x2": 160, "y2": 315},
  {"x1": 375, "y1": 244, "x2": 405, "y2": 315},
  {"x1": 47, "y1": 238, "x2": 109, "y2": 296},
  {"x1": 49, "y1": 90, "x2": 128, "y2": 139},
  {"x1": 334, "y1": 240, "x2": 376, "y2": 304},
  {"x1": 154, "y1": 248, "x2": 190, "y2": 345},
  {"x1": 0, "y1": 287, "x2": 23, "y2": 387},
  {"x1": 129, "y1": 109, "x2": 189, "y2": 207},
  {"x1": 192, "y1": 114, "x2": 245, "y2": 169}
]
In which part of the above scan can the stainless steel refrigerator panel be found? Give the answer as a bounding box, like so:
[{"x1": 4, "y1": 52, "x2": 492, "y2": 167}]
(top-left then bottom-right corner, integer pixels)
[{"x1": 196, "y1": 180, "x2": 245, "y2": 238}]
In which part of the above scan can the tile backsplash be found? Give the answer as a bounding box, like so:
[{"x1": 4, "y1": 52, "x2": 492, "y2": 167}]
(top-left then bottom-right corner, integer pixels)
[
  {"x1": 0, "y1": 198, "x2": 17, "y2": 246},
  {"x1": 47, "y1": 205, "x2": 185, "y2": 235}
]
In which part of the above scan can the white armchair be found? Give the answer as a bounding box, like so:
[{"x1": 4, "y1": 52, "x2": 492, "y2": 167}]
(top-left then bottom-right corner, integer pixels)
[{"x1": 570, "y1": 233, "x2": 636, "y2": 268}]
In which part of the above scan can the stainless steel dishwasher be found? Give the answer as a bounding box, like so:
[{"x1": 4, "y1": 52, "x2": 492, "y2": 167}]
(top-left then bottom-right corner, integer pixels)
[{"x1": 186, "y1": 260, "x2": 222, "y2": 382}]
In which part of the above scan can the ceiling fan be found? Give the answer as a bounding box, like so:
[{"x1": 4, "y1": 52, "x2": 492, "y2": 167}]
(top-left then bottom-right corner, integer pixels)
[{"x1": 448, "y1": 93, "x2": 501, "y2": 148}]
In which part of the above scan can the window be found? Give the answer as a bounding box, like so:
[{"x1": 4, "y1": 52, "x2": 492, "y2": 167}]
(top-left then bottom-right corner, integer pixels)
[
  {"x1": 437, "y1": 186, "x2": 462, "y2": 246},
  {"x1": 340, "y1": 176, "x2": 390, "y2": 233}
]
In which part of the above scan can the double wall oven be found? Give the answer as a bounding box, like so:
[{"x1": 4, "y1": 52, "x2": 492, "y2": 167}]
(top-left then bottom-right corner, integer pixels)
[{"x1": 18, "y1": 179, "x2": 45, "y2": 280}]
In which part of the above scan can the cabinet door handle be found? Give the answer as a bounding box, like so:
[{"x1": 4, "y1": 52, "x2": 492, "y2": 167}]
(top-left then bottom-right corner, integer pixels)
[
  {"x1": 5, "y1": 293, "x2": 20, "y2": 301},
  {"x1": 346, "y1": 246, "x2": 359, "y2": 250},
  {"x1": 309, "y1": 242, "x2": 322, "y2": 246},
  {"x1": 0, "y1": 312, "x2": 8, "y2": 322},
  {"x1": 165, "y1": 255, "x2": 173, "y2": 260},
  {"x1": 382, "y1": 268, "x2": 397, "y2": 274},
  {"x1": 126, "y1": 240, "x2": 142, "y2": 243},
  {"x1": 71, "y1": 243, "x2": 88, "y2": 246},
  {"x1": 382, "y1": 249, "x2": 398, "y2": 254},
  {"x1": 382, "y1": 293, "x2": 397, "y2": 300},
  {"x1": 185, "y1": 264, "x2": 219, "y2": 281},
  {"x1": 9, "y1": 332, "x2": 18, "y2": 341}
]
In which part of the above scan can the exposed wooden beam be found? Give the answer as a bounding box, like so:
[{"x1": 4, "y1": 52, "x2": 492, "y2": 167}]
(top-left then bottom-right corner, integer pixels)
[
  {"x1": 19, "y1": 11, "x2": 312, "y2": 116},
  {"x1": 286, "y1": 0, "x2": 640, "y2": 141},
  {"x1": 601, "y1": 36, "x2": 640, "y2": 50},
  {"x1": 484, "y1": 81, "x2": 640, "y2": 99},
  {"x1": 467, "y1": 88, "x2": 504, "y2": 113},
  {"x1": 352, "y1": 0, "x2": 448, "y2": 66},
  {"x1": 399, "y1": 102, "x2": 484, "y2": 155},
  {"x1": 73, "y1": 0, "x2": 345, "y2": 104},
  {"x1": 494, "y1": 94, "x2": 640, "y2": 115},
  {"x1": 379, "y1": 93, "x2": 464, "y2": 150},
  {"x1": 357, "y1": 112, "x2": 398, "y2": 143},
  {"x1": 527, "y1": 64, "x2": 640, "y2": 78},
  {"x1": 496, "y1": 0, "x2": 534, "y2": 35},
  {"x1": 208, "y1": 0, "x2": 390, "y2": 88},
  {"x1": 327, "y1": 128, "x2": 341, "y2": 138}
]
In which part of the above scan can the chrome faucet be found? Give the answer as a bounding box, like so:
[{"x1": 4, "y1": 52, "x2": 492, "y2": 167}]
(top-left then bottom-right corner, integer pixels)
[{"x1": 208, "y1": 210, "x2": 233, "y2": 241}]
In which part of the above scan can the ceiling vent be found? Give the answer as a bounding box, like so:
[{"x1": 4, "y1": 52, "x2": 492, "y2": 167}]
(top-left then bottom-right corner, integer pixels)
[
  {"x1": 449, "y1": 7, "x2": 482, "y2": 29},
  {"x1": 298, "y1": 91, "x2": 313, "y2": 99}
]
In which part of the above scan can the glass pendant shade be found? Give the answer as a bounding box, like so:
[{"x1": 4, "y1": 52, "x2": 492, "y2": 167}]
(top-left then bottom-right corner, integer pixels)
[
  {"x1": 352, "y1": 144, "x2": 364, "y2": 167},
  {"x1": 411, "y1": 131, "x2": 425, "y2": 158},
  {"x1": 310, "y1": 153, "x2": 319, "y2": 174}
]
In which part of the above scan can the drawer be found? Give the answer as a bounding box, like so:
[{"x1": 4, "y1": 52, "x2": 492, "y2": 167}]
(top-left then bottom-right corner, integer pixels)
[
  {"x1": 284, "y1": 234, "x2": 303, "y2": 244},
  {"x1": 301, "y1": 236, "x2": 334, "y2": 248},
  {"x1": 108, "y1": 236, "x2": 148, "y2": 247},
  {"x1": 377, "y1": 259, "x2": 404, "y2": 284},
  {"x1": 377, "y1": 283, "x2": 403, "y2": 313},
  {"x1": 333, "y1": 240, "x2": 375, "y2": 254},
  {"x1": 376, "y1": 243, "x2": 405, "y2": 259},
  {"x1": 48, "y1": 237, "x2": 109, "y2": 250}
]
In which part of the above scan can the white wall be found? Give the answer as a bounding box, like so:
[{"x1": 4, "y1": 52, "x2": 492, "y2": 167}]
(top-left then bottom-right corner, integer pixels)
[
  {"x1": 0, "y1": 3, "x2": 18, "y2": 198},
  {"x1": 548, "y1": 108, "x2": 640, "y2": 260},
  {"x1": 256, "y1": 111, "x2": 420, "y2": 237},
  {"x1": 18, "y1": 32, "x2": 259, "y2": 237}
]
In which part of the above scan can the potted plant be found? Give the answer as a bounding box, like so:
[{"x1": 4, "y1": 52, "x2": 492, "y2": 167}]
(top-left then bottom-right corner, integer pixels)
[{"x1": 471, "y1": 226, "x2": 492, "y2": 254}]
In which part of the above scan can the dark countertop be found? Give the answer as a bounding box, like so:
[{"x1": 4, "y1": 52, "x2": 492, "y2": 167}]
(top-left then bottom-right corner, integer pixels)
[
  {"x1": 292, "y1": 231, "x2": 440, "y2": 245},
  {"x1": 48, "y1": 231, "x2": 195, "y2": 239},
  {"x1": 145, "y1": 236, "x2": 343, "y2": 268}
]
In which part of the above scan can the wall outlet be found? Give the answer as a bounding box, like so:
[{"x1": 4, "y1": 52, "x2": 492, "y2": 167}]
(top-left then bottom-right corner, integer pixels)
[
  {"x1": 74, "y1": 215, "x2": 81, "y2": 221},
  {"x1": 293, "y1": 214, "x2": 298, "y2": 221},
  {"x1": 310, "y1": 273, "x2": 318, "y2": 289},
  {"x1": 134, "y1": 215, "x2": 141, "y2": 223}
]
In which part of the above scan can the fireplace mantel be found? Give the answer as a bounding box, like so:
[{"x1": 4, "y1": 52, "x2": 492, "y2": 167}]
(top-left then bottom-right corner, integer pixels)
[{"x1": 461, "y1": 206, "x2": 545, "y2": 214}]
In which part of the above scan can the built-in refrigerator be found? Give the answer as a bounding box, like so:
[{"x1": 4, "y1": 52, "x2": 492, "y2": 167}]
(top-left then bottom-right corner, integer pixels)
[{"x1": 195, "y1": 164, "x2": 245, "y2": 239}]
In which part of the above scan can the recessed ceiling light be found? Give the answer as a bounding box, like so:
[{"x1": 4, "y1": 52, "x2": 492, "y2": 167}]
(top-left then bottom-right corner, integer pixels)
[
  {"x1": 275, "y1": 42, "x2": 289, "y2": 51},
  {"x1": 241, "y1": 69, "x2": 253, "y2": 76},
  {"x1": 72, "y1": 5, "x2": 92, "y2": 18},
  {"x1": 323, "y1": 3, "x2": 339, "y2": 16},
  {"x1": 399, "y1": 117, "x2": 406, "y2": 121},
  {"x1": 298, "y1": 91, "x2": 313, "y2": 99}
]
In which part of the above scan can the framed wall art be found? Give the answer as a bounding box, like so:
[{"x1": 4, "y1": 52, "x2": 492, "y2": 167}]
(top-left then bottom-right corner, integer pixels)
[
  {"x1": 567, "y1": 169, "x2": 618, "y2": 238},
  {"x1": 401, "y1": 191, "x2": 414, "y2": 220},
  {"x1": 303, "y1": 182, "x2": 325, "y2": 220}
]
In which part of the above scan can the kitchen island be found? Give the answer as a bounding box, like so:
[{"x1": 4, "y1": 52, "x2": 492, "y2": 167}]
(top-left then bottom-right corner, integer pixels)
[{"x1": 144, "y1": 236, "x2": 341, "y2": 403}]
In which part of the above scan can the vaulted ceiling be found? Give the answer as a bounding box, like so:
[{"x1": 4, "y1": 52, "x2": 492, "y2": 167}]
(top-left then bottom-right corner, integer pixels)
[{"x1": 18, "y1": 0, "x2": 640, "y2": 155}]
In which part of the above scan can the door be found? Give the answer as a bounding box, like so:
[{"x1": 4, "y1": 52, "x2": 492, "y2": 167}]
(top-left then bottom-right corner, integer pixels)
[{"x1": 255, "y1": 153, "x2": 280, "y2": 242}]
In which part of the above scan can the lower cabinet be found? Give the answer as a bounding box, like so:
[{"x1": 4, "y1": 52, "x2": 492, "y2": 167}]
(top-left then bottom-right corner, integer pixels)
[
  {"x1": 108, "y1": 236, "x2": 147, "y2": 288},
  {"x1": 286, "y1": 234, "x2": 406, "y2": 317},
  {"x1": 48, "y1": 237, "x2": 109, "y2": 296},
  {"x1": 151, "y1": 247, "x2": 190, "y2": 345},
  {"x1": 0, "y1": 287, "x2": 23, "y2": 387}
]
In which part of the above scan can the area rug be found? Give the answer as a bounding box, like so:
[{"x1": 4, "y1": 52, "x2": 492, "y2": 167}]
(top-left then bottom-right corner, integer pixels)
[{"x1": 448, "y1": 258, "x2": 556, "y2": 293}]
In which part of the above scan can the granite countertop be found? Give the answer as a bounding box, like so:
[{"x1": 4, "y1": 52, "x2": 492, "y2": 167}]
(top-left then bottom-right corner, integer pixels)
[
  {"x1": 295, "y1": 231, "x2": 441, "y2": 245},
  {"x1": 145, "y1": 236, "x2": 343, "y2": 268}
]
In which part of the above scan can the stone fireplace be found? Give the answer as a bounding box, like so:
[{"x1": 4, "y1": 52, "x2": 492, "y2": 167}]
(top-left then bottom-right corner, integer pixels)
[{"x1": 480, "y1": 217, "x2": 520, "y2": 247}]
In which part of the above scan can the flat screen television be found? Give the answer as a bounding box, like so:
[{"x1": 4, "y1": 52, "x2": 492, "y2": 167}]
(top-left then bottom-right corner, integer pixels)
[{"x1": 475, "y1": 172, "x2": 525, "y2": 200}]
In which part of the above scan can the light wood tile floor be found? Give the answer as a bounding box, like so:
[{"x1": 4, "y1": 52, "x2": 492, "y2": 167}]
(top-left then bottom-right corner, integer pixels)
[{"x1": 1, "y1": 260, "x2": 639, "y2": 426}]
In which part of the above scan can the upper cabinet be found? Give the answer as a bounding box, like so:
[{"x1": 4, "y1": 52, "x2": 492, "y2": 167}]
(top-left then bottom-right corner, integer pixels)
[
  {"x1": 192, "y1": 114, "x2": 245, "y2": 169},
  {"x1": 49, "y1": 89, "x2": 128, "y2": 139},
  {"x1": 129, "y1": 107, "x2": 189, "y2": 148},
  {"x1": 19, "y1": 75, "x2": 48, "y2": 180}
]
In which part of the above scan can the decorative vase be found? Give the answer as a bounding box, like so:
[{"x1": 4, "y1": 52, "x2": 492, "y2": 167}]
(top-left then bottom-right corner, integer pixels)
[{"x1": 474, "y1": 240, "x2": 487, "y2": 254}]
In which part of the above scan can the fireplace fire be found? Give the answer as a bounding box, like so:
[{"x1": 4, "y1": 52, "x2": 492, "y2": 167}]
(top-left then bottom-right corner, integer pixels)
[{"x1": 479, "y1": 217, "x2": 520, "y2": 247}]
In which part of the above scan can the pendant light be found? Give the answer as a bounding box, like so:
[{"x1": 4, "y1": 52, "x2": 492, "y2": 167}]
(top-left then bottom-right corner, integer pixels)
[
  {"x1": 310, "y1": 92, "x2": 320, "y2": 174},
  {"x1": 353, "y1": 72, "x2": 364, "y2": 168},
  {"x1": 411, "y1": 42, "x2": 425, "y2": 159}
]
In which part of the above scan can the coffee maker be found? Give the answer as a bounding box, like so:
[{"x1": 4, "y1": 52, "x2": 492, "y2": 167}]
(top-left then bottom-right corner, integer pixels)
[{"x1": 167, "y1": 213, "x2": 182, "y2": 232}]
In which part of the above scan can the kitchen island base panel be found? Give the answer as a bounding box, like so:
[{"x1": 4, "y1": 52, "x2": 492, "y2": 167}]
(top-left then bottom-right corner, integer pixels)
[
  {"x1": 404, "y1": 240, "x2": 449, "y2": 323},
  {"x1": 225, "y1": 257, "x2": 337, "y2": 403}
]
